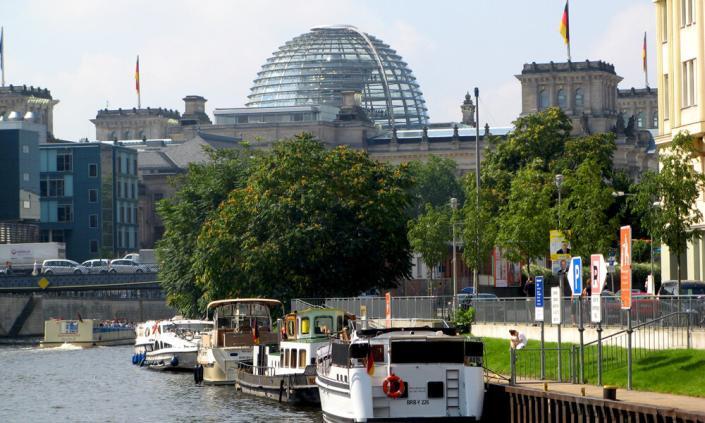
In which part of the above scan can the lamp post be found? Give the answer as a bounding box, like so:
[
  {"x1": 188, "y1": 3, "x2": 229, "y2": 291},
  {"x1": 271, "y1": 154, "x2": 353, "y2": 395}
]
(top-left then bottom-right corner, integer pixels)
[
  {"x1": 554, "y1": 174, "x2": 564, "y2": 381},
  {"x1": 450, "y1": 197, "x2": 458, "y2": 312},
  {"x1": 474, "y1": 87, "x2": 481, "y2": 297}
]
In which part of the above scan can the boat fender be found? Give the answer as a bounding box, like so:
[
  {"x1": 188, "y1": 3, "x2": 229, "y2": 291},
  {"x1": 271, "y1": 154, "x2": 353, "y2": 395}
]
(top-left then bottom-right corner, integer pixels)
[
  {"x1": 170, "y1": 357, "x2": 179, "y2": 367},
  {"x1": 132, "y1": 354, "x2": 138, "y2": 365},
  {"x1": 194, "y1": 365, "x2": 203, "y2": 384},
  {"x1": 382, "y1": 374, "x2": 405, "y2": 399}
]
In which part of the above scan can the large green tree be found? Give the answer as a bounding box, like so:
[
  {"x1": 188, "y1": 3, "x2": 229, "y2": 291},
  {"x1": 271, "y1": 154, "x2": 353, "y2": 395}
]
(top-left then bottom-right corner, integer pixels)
[
  {"x1": 496, "y1": 160, "x2": 553, "y2": 278},
  {"x1": 407, "y1": 156, "x2": 464, "y2": 217},
  {"x1": 460, "y1": 177, "x2": 498, "y2": 278},
  {"x1": 631, "y1": 132, "x2": 705, "y2": 290},
  {"x1": 156, "y1": 147, "x2": 254, "y2": 317},
  {"x1": 193, "y1": 134, "x2": 413, "y2": 308},
  {"x1": 407, "y1": 203, "x2": 451, "y2": 288}
]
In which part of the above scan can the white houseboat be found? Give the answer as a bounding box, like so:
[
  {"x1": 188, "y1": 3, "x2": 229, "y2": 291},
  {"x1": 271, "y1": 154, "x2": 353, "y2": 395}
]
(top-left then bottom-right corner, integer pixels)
[
  {"x1": 316, "y1": 319, "x2": 484, "y2": 422},
  {"x1": 195, "y1": 298, "x2": 282, "y2": 385},
  {"x1": 236, "y1": 307, "x2": 347, "y2": 404},
  {"x1": 41, "y1": 319, "x2": 135, "y2": 348},
  {"x1": 132, "y1": 318, "x2": 211, "y2": 370}
]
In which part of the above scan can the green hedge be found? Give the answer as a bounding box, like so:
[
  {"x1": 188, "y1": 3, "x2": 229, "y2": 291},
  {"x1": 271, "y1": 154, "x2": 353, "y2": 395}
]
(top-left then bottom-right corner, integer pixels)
[{"x1": 523, "y1": 262, "x2": 660, "y2": 292}]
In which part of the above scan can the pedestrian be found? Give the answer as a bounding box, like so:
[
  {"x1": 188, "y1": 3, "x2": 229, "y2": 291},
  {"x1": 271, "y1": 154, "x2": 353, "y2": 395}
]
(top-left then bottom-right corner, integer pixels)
[
  {"x1": 509, "y1": 329, "x2": 527, "y2": 350},
  {"x1": 523, "y1": 277, "x2": 535, "y2": 297}
]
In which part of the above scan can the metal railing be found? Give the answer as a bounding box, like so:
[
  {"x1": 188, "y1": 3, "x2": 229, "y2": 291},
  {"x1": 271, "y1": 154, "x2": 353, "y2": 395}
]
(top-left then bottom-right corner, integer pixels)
[
  {"x1": 293, "y1": 295, "x2": 705, "y2": 328},
  {"x1": 510, "y1": 311, "x2": 694, "y2": 389}
]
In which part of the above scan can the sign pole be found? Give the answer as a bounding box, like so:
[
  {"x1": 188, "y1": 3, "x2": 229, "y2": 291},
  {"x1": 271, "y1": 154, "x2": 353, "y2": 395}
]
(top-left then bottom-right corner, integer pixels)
[
  {"x1": 551, "y1": 286, "x2": 562, "y2": 382},
  {"x1": 535, "y1": 276, "x2": 545, "y2": 380}
]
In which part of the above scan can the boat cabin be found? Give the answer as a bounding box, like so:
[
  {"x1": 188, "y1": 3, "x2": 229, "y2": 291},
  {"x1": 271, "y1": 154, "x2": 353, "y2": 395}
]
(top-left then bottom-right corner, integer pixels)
[
  {"x1": 283, "y1": 308, "x2": 346, "y2": 341},
  {"x1": 203, "y1": 299, "x2": 282, "y2": 349}
]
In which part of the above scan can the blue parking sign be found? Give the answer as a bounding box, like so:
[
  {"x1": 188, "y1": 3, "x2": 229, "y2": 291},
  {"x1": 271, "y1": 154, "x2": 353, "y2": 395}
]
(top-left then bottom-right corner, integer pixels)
[
  {"x1": 571, "y1": 256, "x2": 582, "y2": 295},
  {"x1": 535, "y1": 276, "x2": 544, "y2": 308}
]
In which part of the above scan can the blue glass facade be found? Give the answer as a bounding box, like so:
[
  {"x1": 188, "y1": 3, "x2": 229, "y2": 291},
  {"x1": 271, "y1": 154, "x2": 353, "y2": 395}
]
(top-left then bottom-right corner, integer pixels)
[
  {"x1": 39, "y1": 142, "x2": 138, "y2": 262},
  {"x1": 0, "y1": 126, "x2": 41, "y2": 222}
]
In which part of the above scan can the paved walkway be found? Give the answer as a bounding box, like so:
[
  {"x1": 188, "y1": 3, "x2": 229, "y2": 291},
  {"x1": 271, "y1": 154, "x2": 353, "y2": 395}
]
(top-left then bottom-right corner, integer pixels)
[{"x1": 500, "y1": 379, "x2": 705, "y2": 415}]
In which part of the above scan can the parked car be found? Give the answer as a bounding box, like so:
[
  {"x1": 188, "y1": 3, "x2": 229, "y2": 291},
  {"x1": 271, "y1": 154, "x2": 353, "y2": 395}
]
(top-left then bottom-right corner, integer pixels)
[
  {"x1": 657, "y1": 280, "x2": 705, "y2": 296},
  {"x1": 615, "y1": 289, "x2": 660, "y2": 320},
  {"x1": 109, "y1": 259, "x2": 148, "y2": 274},
  {"x1": 81, "y1": 259, "x2": 110, "y2": 274},
  {"x1": 460, "y1": 292, "x2": 499, "y2": 309},
  {"x1": 41, "y1": 259, "x2": 89, "y2": 275}
]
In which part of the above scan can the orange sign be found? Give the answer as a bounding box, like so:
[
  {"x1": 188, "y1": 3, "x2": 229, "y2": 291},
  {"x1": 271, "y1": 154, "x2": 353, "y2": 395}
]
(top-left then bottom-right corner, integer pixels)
[
  {"x1": 385, "y1": 292, "x2": 391, "y2": 328},
  {"x1": 620, "y1": 226, "x2": 632, "y2": 310}
]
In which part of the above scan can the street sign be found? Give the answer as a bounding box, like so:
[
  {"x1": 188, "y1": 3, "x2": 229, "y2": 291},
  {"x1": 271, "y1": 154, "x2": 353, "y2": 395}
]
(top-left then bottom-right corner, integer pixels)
[
  {"x1": 385, "y1": 292, "x2": 392, "y2": 328},
  {"x1": 567, "y1": 256, "x2": 582, "y2": 296},
  {"x1": 590, "y1": 254, "x2": 607, "y2": 295},
  {"x1": 535, "y1": 276, "x2": 544, "y2": 322},
  {"x1": 591, "y1": 293, "x2": 602, "y2": 323},
  {"x1": 551, "y1": 287, "x2": 561, "y2": 324},
  {"x1": 620, "y1": 226, "x2": 632, "y2": 310}
]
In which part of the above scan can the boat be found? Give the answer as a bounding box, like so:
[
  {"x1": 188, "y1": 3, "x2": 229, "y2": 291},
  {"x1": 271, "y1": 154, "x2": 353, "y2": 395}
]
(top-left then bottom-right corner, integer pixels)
[
  {"x1": 236, "y1": 307, "x2": 347, "y2": 404},
  {"x1": 195, "y1": 298, "x2": 282, "y2": 385},
  {"x1": 40, "y1": 318, "x2": 135, "y2": 348},
  {"x1": 315, "y1": 318, "x2": 484, "y2": 422},
  {"x1": 131, "y1": 318, "x2": 211, "y2": 370}
]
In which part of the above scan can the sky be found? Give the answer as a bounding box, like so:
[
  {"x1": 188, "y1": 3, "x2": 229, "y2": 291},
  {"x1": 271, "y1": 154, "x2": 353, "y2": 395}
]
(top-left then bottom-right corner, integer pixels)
[{"x1": 0, "y1": 0, "x2": 656, "y2": 141}]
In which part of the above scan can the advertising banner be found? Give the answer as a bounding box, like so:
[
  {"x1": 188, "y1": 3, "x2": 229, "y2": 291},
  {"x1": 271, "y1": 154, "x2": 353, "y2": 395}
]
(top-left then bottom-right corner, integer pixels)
[
  {"x1": 620, "y1": 226, "x2": 632, "y2": 310},
  {"x1": 492, "y1": 247, "x2": 521, "y2": 287},
  {"x1": 550, "y1": 230, "x2": 571, "y2": 275},
  {"x1": 535, "y1": 276, "x2": 544, "y2": 322},
  {"x1": 551, "y1": 287, "x2": 562, "y2": 324}
]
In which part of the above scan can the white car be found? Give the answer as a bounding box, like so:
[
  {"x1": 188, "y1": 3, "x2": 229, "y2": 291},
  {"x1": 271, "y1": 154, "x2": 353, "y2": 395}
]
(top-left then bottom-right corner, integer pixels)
[
  {"x1": 41, "y1": 259, "x2": 89, "y2": 275},
  {"x1": 81, "y1": 259, "x2": 110, "y2": 274},
  {"x1": 109, "y1": 259, "x2": 148, "y2": 274}
]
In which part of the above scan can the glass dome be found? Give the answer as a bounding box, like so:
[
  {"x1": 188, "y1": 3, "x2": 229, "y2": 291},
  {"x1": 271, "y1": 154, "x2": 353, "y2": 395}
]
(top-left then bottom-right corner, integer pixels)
[{"x1": 246, "y1": 25, "x2": 429, "y2": 128}]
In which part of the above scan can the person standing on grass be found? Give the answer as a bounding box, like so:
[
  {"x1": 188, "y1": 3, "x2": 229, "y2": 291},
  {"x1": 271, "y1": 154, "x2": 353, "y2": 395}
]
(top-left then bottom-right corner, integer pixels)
[{"x1": 509, "y1": 329, "x2": 527, "y2": 350}]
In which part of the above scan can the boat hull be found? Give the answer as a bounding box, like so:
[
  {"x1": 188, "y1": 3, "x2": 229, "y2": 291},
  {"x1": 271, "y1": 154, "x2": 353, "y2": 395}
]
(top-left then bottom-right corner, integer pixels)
[
  {"x1": 321, "y1": 412, "x2": 478, "y2": 422},
  {"x1": 236, "y1": 370, "x2": 320, "y2": 405},
  {"x1": 142, "y1": 350, "x2": 198, "y2": 371}
]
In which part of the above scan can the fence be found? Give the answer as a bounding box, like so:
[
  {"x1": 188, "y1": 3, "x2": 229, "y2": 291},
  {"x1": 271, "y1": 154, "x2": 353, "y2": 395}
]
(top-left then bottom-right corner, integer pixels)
[
  {"x1": 510, "y1": 312, "x2": 694, "y2": 389},
  {"x1": 292, "y1": 295, "x2": 705, "y2": 328}
]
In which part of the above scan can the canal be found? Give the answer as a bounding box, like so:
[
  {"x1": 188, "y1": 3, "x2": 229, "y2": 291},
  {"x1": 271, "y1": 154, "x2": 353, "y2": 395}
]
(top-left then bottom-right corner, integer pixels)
[{"x1": 0, "y1": 344, "x2": 321, "y2": 422}]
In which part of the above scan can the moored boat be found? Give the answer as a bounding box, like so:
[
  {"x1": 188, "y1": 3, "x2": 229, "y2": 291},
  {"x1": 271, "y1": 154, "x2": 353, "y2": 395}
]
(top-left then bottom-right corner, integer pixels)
[
  {"x1": 195, "y1": 298, "x2": 282, "y2": 385},
  {"x1": 236, "y1": 307, "x2": 347, "y2": 404},
  {"x1": 132, "y1": 318, "x2": 211, "y2": 370},
  {"x1": 40, "y1": 319, "x2": 135, "y2": 348},
  {"x1": 316, "y1": 319, "x2": 484, "y2": 422}
]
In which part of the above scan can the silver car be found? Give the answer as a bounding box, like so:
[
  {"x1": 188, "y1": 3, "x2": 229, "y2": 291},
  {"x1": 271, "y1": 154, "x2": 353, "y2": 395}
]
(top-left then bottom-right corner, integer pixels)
[
  {"x1": 41, "y1": 259, "x2": 89, "y2": 275},
  {"x1": 109, "y1": 259, "x2": 148, "y2": 274},
  {"x1": 81, "y1": 259, "x2": 110, "y2": 274}
]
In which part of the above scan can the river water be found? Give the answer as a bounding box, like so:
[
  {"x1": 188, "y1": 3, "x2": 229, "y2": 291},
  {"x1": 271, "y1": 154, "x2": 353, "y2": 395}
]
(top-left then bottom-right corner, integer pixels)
[{"x1": 0, "y1": 343, "x2": 322, "y2": 422}]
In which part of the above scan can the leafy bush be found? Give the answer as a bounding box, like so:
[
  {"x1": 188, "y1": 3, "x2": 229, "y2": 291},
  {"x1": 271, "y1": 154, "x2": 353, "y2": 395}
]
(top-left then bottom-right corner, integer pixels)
[
  {"x1": 632, "y1": 239, "x2": 652, "y2": 263},
  {"x1": 453, "y1": 307, "x2": 475, "y2": 333}
]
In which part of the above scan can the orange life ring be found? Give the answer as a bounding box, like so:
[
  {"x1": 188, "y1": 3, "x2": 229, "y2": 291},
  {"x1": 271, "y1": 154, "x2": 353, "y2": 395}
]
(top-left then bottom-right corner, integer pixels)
[{"x1": 382, "y1": 374, "x2": 405, "y2": 399}]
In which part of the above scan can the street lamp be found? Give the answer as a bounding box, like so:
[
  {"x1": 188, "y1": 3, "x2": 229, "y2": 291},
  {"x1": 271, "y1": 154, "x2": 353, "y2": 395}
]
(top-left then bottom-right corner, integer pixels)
[
  {"x1": 474, "y1": 87, "x2": 481, "y2": 299},
  {"x1": 450, "y1": 197, "x2": 458, "y2": 311},
  {"x1": 555, "y1": 174, "x2": 564, "y2": 229}
]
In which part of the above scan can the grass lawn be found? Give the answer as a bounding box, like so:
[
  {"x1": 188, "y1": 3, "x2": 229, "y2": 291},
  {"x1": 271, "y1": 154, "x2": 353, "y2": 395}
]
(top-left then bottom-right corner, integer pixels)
[{"x1": 478, "y1": 336, "x2": 705, "y2": 398}]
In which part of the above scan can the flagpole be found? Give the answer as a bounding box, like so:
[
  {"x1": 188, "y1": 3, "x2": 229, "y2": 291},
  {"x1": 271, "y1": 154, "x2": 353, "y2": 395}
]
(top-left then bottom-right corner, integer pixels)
[
  {"x1": 136, "y1": 55, "x2": 141, "y2": 109},
  {"x1": 1, "y1": 27, "x2": 5, "y2": 87},
  {"x1": 644, "y1": 32, "x2": 649, "y2": 88}
]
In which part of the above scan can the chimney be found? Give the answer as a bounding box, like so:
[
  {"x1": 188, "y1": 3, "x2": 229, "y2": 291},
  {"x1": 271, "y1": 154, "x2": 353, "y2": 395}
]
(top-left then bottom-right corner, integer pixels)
[{"x1": 183, "y1": 95, "x2": 207, "y2": 115}]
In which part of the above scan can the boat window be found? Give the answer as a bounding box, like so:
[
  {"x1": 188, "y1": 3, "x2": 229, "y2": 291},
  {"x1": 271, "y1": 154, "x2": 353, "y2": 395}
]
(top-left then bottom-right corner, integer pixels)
[
  {"x1": 290, "y1": 349, "x2": 298, "y2": 368},
  {"x1": 301, "y1": 317, "x2": 310, "y2": 335},
  {"x1": 283, "y1": 349, "x2": 289, "y2": 368},
  {"x1": 391, "y1": 341, "x2": 465, "y2": 364},
  {"x1": 332, "y1": 342, "x2": 350, "y2": 366},
  {"x1": 314, "y1": 316, "x2": 333, "y2": 335},
  {"x1": 286, "y1": 318, "x2": 296, "y2": 338},
  {"x1": 371, "y1": 344, "x2": 385, "y2": 363},
  {"x1": 337, "y1": 315, "x2": 343, "y2": 332},
  {"x1": 299, "y1": 350, "x2": 307, "y2": 368}
]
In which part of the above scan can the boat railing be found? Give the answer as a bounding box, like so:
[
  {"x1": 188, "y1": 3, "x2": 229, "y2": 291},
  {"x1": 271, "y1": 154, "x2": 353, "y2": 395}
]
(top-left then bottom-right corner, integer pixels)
[{"x1": 237, "y1": 361, "x2": 279, "y2": 377}]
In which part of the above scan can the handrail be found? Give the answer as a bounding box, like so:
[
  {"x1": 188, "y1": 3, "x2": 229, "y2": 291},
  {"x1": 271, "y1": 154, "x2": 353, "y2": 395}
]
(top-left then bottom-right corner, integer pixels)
[{"x1": 583, "y1": 311, "x2": 690, "y2": 348}]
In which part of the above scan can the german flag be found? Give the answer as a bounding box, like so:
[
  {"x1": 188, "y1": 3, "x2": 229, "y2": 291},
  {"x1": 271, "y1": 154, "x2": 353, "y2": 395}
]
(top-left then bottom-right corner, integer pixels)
[
  {"x1": 559, "y1": 1, "x2": 570, "y2": 45},
  {"x1": 135, "y1": 56, "x2": 140, "y2": 94},
  {"x1": 642, "y1": 32, "x2": 647, "y2": 72},
  {"x1": 366, "y1": 348, "x2": 375, "y2": 376}
]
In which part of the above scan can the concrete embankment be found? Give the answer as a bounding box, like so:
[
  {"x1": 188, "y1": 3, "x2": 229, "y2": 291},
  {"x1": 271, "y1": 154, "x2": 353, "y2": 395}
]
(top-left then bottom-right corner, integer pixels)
[{"x1": 0, "y1": 294, "x2": 175, "y2": 337}]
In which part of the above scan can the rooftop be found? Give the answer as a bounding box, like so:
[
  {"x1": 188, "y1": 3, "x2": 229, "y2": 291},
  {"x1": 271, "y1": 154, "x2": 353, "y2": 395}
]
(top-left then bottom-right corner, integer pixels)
[
  {"x1": 96, "y1": 107, "x2": 180, "y2": 119},
  {"x1": 520, "y1": 60, "x2": 617, "y2": 75},
  {"x1": 0, "y1": 84, "x2": 54, "y2": 100}
]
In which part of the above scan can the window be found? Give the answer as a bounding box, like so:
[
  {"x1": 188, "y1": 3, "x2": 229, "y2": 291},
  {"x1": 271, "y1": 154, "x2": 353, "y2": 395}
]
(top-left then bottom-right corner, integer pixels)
[
  {"x1": 681, "y1": 0, "x2": 695, "y2": 26},
  {"x1": 57, "y1": 205, "x2": 73, "y2": 223},
  {"x1": 57, "y1": 152, "x2": 72, "y2": 171},
  {"x1": 90, "y1": 240, "x2": 98, "y2": 254},
  {"x1": 89, "y1": 163, "x2": 97, "y2": 177},
  {"x1": 51, "y1": 230, "x2": 65, "y2": 242},
  {"x1": 23, "y1": 173, "x2": 29, "y2": 182},
  {"x1": 637, "y1": 111, "x2": 644, "y2": 128},
  {"x1": 298, "y1": 350, "x2": 307, "y2": 368},
  {"x1": 22, "y1": 145, "x2": 29, "y2": 154},
  {"x1": 23, "y1": 200, "x2": 30, "y2": 209},
  {"x1": 538, "y1": 89, "x2": 549, "y2": 110},
  {"x1": 41, "y1": 177, "x2": 65, "y2": 197},
  {"x1": 122, "y1": 130, "x2": 130, "y2": 140},
  {"x1": 574, "y1": 88, "x2": 584, "y2": 108},
  {"x1": 133, "y1": 159, "x2": 137, "y2": 175},
  {"x1": 557, "y1": 89, "x2": 566, "y2": 108},
  {"x1": 290, "y1": 349, "x2": 297, "y2": 368},
  {"x1": 682, "y1": 59, "x2": 696, "y2": 107},
  {"x1": 89, "y1": 214, "x2": 98, "y2": 228},
  {"x1": 653, "y1": 112, "x2": 659, "y2": 128},
  {"x1": 89, "y1": 189, "x2": 98, "y2": 203},
  {"x1": 664, "y1": 74, "x2": 670, "y2": 119},
  {"x1": 153, "y1": 193, "x2": 164, "y2": 202},
  {"x1": 300, "y1": 317, "x2": 310, "y2": 334},
  {"x1": 120, "y1": 206, "x2": 125, "y2": 224},
  {"x1": 314, "y1": 316, "x2": 334, "y2": 335}
]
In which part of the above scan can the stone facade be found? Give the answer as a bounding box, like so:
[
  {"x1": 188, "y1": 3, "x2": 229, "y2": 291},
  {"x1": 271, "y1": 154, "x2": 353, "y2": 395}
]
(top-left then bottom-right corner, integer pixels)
[
  {"x1": 0, "y1": 85, "x2": 59, "y2": 137},
  {"x1": 91, "y1": 107, "x2": 181, "y2": 141},
  {"x1": 616, "y1": 87, "x2": 659, "y2": 130}
]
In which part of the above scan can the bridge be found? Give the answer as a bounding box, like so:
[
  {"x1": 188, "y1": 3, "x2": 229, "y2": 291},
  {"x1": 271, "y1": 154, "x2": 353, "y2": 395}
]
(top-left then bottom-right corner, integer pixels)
[{"x1": 0, "y1": 273, "x2": 174, "y2": 338}]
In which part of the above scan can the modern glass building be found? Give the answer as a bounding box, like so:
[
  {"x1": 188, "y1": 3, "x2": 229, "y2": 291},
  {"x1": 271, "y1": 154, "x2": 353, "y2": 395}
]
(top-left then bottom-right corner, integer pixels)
[{"x1": 246, "y1": 25, "x2": 429, "y2": 128}]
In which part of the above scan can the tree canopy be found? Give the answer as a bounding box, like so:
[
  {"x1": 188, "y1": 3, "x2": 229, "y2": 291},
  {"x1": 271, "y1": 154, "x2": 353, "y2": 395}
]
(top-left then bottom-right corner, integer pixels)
[{"x1": 192, "y1": 134, "x2": 413, "y2": 310}]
